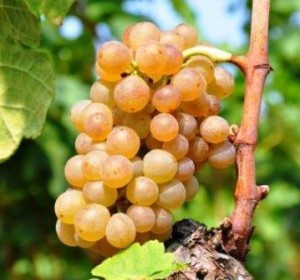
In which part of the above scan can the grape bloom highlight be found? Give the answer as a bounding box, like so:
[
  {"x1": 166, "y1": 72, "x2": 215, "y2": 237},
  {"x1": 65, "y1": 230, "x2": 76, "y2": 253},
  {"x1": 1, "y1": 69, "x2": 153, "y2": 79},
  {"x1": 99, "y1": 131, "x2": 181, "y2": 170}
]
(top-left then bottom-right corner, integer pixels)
[{"x1": 54, "y1": 22, "x2": 236, "y2": 257}]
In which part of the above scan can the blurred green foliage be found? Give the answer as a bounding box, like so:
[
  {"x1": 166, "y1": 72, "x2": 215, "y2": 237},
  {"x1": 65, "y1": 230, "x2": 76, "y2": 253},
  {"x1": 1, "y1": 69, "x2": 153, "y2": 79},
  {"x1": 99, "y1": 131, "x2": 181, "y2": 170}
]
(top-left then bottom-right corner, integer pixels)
[{"x1": 0, "y1": 0, "x2": 299, "y2": 279}]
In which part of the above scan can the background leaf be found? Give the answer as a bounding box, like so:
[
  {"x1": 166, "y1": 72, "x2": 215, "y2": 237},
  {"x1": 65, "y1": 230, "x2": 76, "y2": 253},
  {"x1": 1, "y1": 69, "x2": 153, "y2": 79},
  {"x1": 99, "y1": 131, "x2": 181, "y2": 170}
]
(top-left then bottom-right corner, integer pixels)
[
  {"x1": 0, "y1": 42, "x2": 55, "y2": 162},
  {"x1": 0, "y1": 0, "x2": 40, "y2": 46}
]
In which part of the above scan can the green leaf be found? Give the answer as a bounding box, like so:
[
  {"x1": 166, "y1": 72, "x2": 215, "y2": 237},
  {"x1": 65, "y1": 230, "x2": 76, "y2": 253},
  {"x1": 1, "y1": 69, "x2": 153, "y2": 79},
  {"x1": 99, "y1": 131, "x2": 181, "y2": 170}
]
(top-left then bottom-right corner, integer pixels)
[
  {"x1": 170, "y1": 0, "x2": 197, "y2": 26},
  {"x1": 0, "y1": 0, "x2": 40, "y2": 47},
  {"x1": 0, "y1": 41, "x2": 55, "y2": 162},
  {"x1": 24, "y1": 0, "x2": 76, "y2": 25},
  {"x1": 92, "y1": 240, "x2": 185, "y2": 280}
]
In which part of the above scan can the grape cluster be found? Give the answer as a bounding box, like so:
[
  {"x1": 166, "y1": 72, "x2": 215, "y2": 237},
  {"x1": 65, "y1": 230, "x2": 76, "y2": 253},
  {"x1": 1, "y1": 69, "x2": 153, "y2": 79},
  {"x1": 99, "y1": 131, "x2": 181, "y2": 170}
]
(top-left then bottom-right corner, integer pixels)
[{"x1": 54, "y1": 22, "x2": 236, "y2": 257}]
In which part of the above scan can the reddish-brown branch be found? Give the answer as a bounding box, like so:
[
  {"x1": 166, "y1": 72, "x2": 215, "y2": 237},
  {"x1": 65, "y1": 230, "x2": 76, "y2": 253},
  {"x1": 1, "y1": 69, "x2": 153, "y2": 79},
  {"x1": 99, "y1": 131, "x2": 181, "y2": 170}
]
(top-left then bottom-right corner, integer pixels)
[{"x1": 223, "y1": 0, "x2": 272, "y2": 260}]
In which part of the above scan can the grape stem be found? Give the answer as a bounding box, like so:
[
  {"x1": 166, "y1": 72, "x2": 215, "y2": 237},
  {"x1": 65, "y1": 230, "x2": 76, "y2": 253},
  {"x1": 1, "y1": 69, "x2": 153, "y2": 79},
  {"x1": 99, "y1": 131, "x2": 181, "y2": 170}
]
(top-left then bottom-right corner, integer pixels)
[{"x1": 221, "y1": 0, "x2": 272, "y2": 261}]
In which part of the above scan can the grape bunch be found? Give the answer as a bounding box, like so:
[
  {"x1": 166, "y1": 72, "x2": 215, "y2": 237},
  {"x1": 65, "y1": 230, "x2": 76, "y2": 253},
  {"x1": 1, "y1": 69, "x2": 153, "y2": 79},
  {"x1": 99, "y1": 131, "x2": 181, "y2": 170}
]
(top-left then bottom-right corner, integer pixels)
[{"x1": 54, "y1": 22, "x2": 236, "y2": 257}]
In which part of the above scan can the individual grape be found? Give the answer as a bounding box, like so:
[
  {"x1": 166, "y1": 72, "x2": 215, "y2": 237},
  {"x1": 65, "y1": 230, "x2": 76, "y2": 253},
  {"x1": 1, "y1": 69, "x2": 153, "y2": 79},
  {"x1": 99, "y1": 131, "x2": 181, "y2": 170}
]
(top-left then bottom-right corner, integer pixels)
[
  {"x1": 131, "y1": 157, "x2": 143, "y2": 178},
  {"x1": 162, "y1": 134, "x2": 189, "y2": 160},
  {"x1": 84, "y1": 104, "x2": 113, "y2": 141},
  {"x1": 143, "y1": 149, "x2": 178, "y2": 184},
  {"x1": 124, "y1": 112, "x2": 151, "y2": 139},
  {"x1": 144, "y1": 133, "x2": 162, "y2": 150},
  {"x1": 56, "y1": 220, "x2": 77, "y2": 247},
  {"x1": 129, "y1": 22, "x2": 160, "y2": 51},
  {"x1": 150, "y1": 113, "x2": 179, "y2": 142},
  {"x1": 135, "y1": 232, "x2": 150, "y2": 244},
  {"x1": 187, "y1": 136, "x2": 209, "y2": 162},
  {"x1": 208, "y1": 140, "x2": 236, "y2": 169},
  {"x1": 185, "y1": 55, "x2": 215, "y2": 83},
  {"x1": 91, "y1": 237, "x2": 119, "y2": 257},
  {"x1": 74, "y1": 234, "x2": 95, "y2": 248},
  {"x1": 184, "y1": 176, "x2": 200, "y2": 201},
  {"x1": 126, "y1": 176, "x2": 159, "y2": 206},
  {"x1": 89, "y1": 79, "x2": 115, "y2": 108},
  {"x1": 95, "y1": 63, "x2": 122, "y2": 82},
  {"x1": 205, "y1": 94, "x2": 221, "y2": 116},
  {"x1": 152, "y1": 85, "x2": 181, "y2": 113},
  {"x1": 208, "y1": 66, "x2": 234, "y2": 100},
  {"x1": 122, "y1": 24, "x2": 135, "y2": 47},
  {"x1": 114, "y1": 75, "x2": 150, "y2": 113},
  {"x1": 64, "y1": 155, "x2": 86, "y2": 188},
  {"x1": 162, "y1": 44, "x2": 184, "y2": 75},
  {"x1": 171, "y1": 68, "x2": 207, "y2": 101},
  {"x1": 100, "y1": 155, "x2": 133, "y2": 188},
  {"x1": 106, "y1": 126, "x2": 140, "y2": 159},
  {"x1": 82, "y1": 181, "x2": 118, "y2": 207},
  {"x1": 156, "y1": 179, "x2": 186, "y2": 210},
  {"x1": 136, "y1": 41, "x2": 168, "y2": 74},
  {"x1": 70, "y1": 100, "x2": 91, "y2": 132},
  {"x1": 113, "y1": 107, "x2": 126, "y2": 126},
  {"x1": 82, "y1": 150, "x2": 109, "y2": 181},
  {"x1": 176, "y1": 157, "x2": 195, "y2": 181},
  {"x1": 126, "y1": 205, "x2": 155, "y2": 232},
  {"x1": 199, "y1": 116, "x2": 229, "y2": 144},
  {"x1": 54, "y1": 189, "x2": 86, "y2": 224},
  {"x1": 106, "y1": 213, "x2": 136, "y2": 249},
  {"x1": 175, "y1": 112, "x2": 198, "y2": 140},
  {"x1": 150, "y1": 229, "x2": 172, "y2": 242},
  {"x1": 74, "y1": 203, "x2": 110, "y2": 242},
  {"x1": 82, "y1": 102, "x2": 113, "y2": 127},
  {"x1": 160, "y1": 30, "x2": 184, "y2": 50},
  {"x1": 75, "y1": 133, "x2": 93, "y2": 155},
  {"x1": 151, "y1": 206, "x2": 173, "y2": 234},
  {"x1": 180, "y1": 93, "x2": 210, "y2": 117},
  {"x1": 175, "y1": 23, "x2": 198, "y2": 49},
  {"x1": 97, "y1": 41, "x2": 132, "y2": 74}
]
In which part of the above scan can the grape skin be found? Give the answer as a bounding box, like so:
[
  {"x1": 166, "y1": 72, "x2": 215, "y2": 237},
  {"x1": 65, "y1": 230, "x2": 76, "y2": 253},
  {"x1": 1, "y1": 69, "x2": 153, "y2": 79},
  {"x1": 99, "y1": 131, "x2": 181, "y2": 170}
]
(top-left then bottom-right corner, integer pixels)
[
  {"x1": 152, "y1": 85, "x2": 181, "y2": 113},
  {"x1": 126, "y1": 205, "x2": 155, "y2": 232},
  {"x1": 162, "y1": 134, "x2": 189, "y2": 160},
  {"x1": 208, "y1": 140, "x2": 236, "y2": 169},
  {"x1": 56, "y1": 220, "x2": 77, "y2": 247},
  {"x1": 175, "y1": 112, "x2": 198, "y2": 141},
  {"x1": 176, "y1": 157, "x2": 195, "y2": 182},
  {"x1": 151, "y1": 206, "x2": 173, "y2": 234},
  {"x1": 89, "y1": 79, "x2": 115, "y2": 108},
  {"x1": 64, "y1": 155, "x2": 86, "y2": 188},
  {"x1": 175, "y1": 23, "x2": 198, "y2": 49},
  {"x1": 184, "y1": 176, "x2": 200, "y2": 201}
]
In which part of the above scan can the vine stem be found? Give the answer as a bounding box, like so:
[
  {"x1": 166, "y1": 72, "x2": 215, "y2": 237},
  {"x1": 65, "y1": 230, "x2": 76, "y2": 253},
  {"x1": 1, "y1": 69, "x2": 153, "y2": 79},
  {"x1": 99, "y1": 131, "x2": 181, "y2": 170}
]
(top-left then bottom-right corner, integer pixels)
[{"x1": 223, "y1": 0, "x2": 272, "y2": 260}]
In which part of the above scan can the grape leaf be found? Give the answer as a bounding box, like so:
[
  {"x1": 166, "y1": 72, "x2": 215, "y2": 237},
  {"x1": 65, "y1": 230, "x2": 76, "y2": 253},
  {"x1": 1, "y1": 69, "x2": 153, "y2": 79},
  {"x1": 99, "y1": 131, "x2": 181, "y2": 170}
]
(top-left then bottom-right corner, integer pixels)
[
  {"x1": 0, "y1": 0, "x2": 40, "y2": 47},
  {"x1": 24, "y1": 0, "x2": 76, "y2": 25},
  {"x1": 0, "y1": 41, "x2": 55, "y2": 162},
  {"x1": 92, "y1": 240, "x2": 186, "y2": 280}
]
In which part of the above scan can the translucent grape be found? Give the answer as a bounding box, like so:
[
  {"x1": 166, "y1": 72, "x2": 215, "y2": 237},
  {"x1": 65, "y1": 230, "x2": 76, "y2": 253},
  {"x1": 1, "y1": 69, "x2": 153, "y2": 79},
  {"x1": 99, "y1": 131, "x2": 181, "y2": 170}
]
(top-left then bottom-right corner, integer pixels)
[
  {"x1": 74, "y1": 203, "x2": 110, "y2": 242},
  {"x1": 176, "y1": 157, "x2": 195, "y2": 182},
  {"x1": 64, "y1": 155, "x2": 86, "y2": 188},
  {"x1": 208, "y1": 141, "x2": 236, "y2": 169},
  {"x1": 54, "y1": 189, "x2": 86, "y2": 224},
  {"x1": 56, "y1": 220, "x2": 77, "y2": 247},
  {"x1": 113, "y1": 107, "x2": 126, "y2": 126},
  {"x1": 126, "y1": 176, "x2": 159, "y2": 206},
  {"x1": 150, "y1": 229, "x2": 172, "y2": 242},
  {"x1": 162, "y1": 134, "x2": 189, "y2": 160},
  {"x1": 100, "y1": 155, "x2": 133, "y2": 188},
  {"x1": 82, "y1": 150, "x2": 109, "y2": 181},
  {"x1": 84, "y1": 105, "x2": 113, "y2": 141},
  {"x1": 75, "y1": 133, "x2": 93, "y2": 155},
  {"x1": 171, "y1": 68, "x2": 207, "y2": 101},
  {"x1": 162, "y1": 44, "x2": 184, "y2": 75},
  {"x1": 89, "y1": 79, "x2": 115, "y2": 108},
  {"x1": 205, "y1": 94, "x2": 221, "y2": 116},
  {"x1": 95, "y1": 63, "x2": 122, "y2": 82},
  {"x1": 187, "y1": 136, "x2": 209, "y2": 162},
  {"x1": 123, "y1": 112, "x2": 151, "y2": 139},
  {"x1": 152, "y1": 85, "x2": 181, "y2": 113},
  {"x1": 175, "y1": 23, "x2": 198, "y2": 49},
  {"x1": 208, "y1": 66, "x2": 234, "y2": 100},
  {"x1": 185, "y1": 55, "x2": 215, "y2": 83},
  {"x1": 144, "y1": 133, "x2": 162, "y2": 150},
  {"x1": 184, "y1": 176, "x2": 199, "y2": 201},
  {"x1": 175, "y1": 112, "x2": 198, "y2": 140},
  {"x1": 82, "y1": 181, "x2": 118, "y2": 207},
  {"x1": 151, "y1": 206, "x2": 173, "y2": 234},
  {"x1": 126, "y1": 205, "x2": 155, "y2": 232},
  {"x1": 156, "y1": 179, "x2": 186, "y2": 210},
  {"x1": 91, "y1": 237, "x2": 119, "y2": 257},
  {"x1": 143, "y1": 149, "x2": 177, "y2": 184},
  {"x1": 97, "y1": 41, "x2": 132, "y2": 75},
  {"x1": 106, "y1": 213, "x2": 136, "y2": 249},
  {"x1": 70, "y1": 100, "x2": 91, "y2": 132},
  {"x1": 114, "y1": 75, "x2": 150, "y2": 113},
  {"x1": 150, "y1": 113, "x2": 179, "y2": 142},
  {"x1": 131, "y1": 156, "x2": 144, "y2": 178},
  {"x1": 160, "y1": 30, "x2": 184, "y2": 50},
  {"x1": 199, "y1": 116, "x2": 229, "y2": 144},
  {"x1": 129, "y1": 22, "x2": 161, "y2": 51},
  {"x1": 136, "y1": 41, "x2": 168, "y2": 75},
  {"x1": 122, "y1": 24, "x2": 135, "y2": 47},
  {"x1": 180, "y1": 93, "x2": 210, "y2": 117},
  {"x1": 74, "y1": 234, "x2": 95, "y2": 248},
  {"x1": 106, "y1": 126, "x2": 140, "y2": 159}
]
